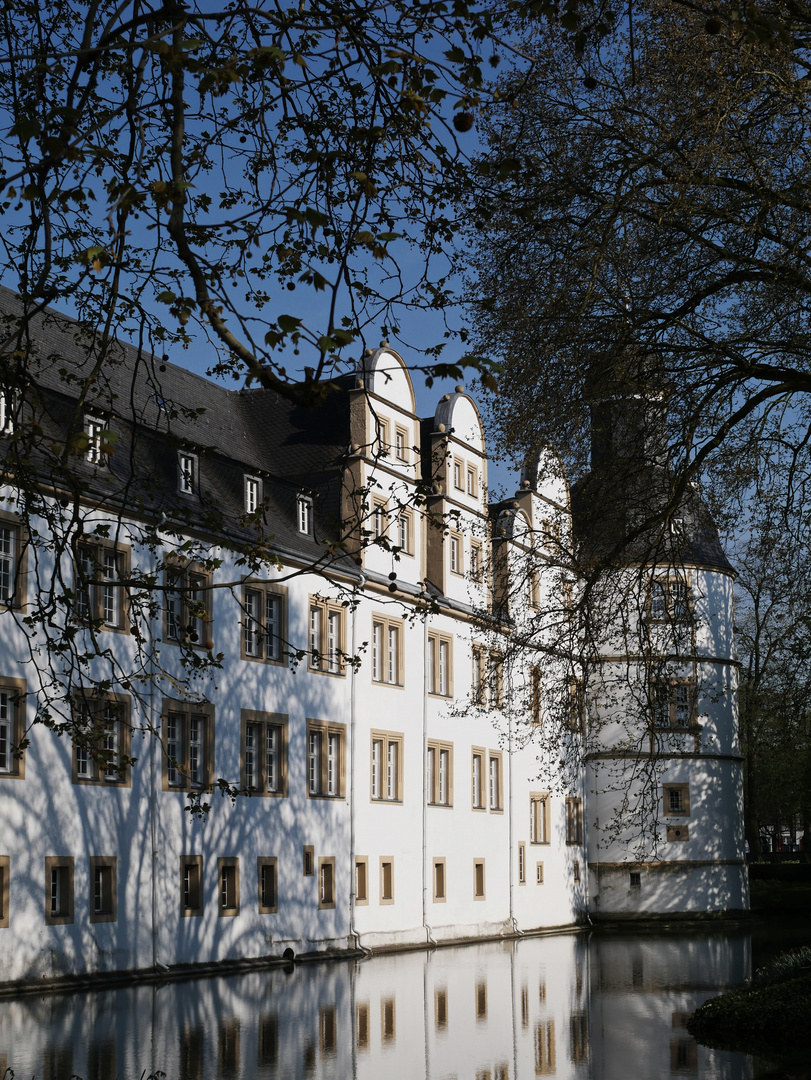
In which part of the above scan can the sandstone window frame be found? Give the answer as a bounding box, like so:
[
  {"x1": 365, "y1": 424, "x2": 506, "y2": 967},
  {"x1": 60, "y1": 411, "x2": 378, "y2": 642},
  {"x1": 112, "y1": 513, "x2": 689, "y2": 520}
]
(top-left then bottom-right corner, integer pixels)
[
  {"x1": 241, "y1": 711, "x2": 288, "y2": 797},
  {"x1": 89, "y1": 855, "x2": 117, "y2": 924},
  {"x1": 354, "y1": 856, "x2": 369, "y2": 905},
  {"x1": 74, "y1": 539, "x2": 131, "y2": 633},
  {"x1": 45, "y1": 856, "x2": 74, "y2": 926},
  {"x1": 162, "y1": 698, "x2": 215, "y2": 792},
  {"x1": 180, "y1": 854, "x2": 204, "y2": 917},
  {"x1": 257, "y1": 857, "x2": 278, "y2": 913},
  {"x1": 0, "y1": 676, "x2": 26, "y2": 780},
  {"x1": 241, "y1": 581, "x2": 287, "y2": 664},
  {"x1": 307, "y1": 719, "x2": 346, "y2": 798},
  {"x1": 72, "y1": 694, "x2": 131, "y2": 787},
  {"x1": 371, "y1": 615, "x2": 404, "y2": 687},
  {"x1": 370, "y1": 729, "x2": 404, "y2": 803},
  {"x1": 663, "y1": 783, "x2": 691, "y2": 816},
  {"x1": 427, "y1": 632, "x2": 453, "y2": 697},
  {"x1": 426, "y1": 739, "x2": 453, "y2": 807}
]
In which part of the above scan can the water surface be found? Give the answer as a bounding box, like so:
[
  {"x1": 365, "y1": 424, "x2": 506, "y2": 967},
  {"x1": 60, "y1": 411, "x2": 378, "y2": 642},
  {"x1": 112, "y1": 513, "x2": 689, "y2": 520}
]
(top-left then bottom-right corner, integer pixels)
[{"x1": 0, "y1": 928, "x2": 757, "y2": 1079}]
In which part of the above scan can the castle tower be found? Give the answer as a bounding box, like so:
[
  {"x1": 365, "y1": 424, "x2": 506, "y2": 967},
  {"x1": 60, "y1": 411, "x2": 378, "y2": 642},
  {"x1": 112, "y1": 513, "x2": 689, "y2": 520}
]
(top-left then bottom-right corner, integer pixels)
[{"x1": 572, "y1": 350, "x2": 748, "y2": 918}]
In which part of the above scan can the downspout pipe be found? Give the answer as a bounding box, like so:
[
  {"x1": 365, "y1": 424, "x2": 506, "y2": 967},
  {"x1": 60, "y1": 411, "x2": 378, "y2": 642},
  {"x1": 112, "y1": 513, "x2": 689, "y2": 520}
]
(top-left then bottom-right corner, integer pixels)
[
  {"x1": 349, "y1": 571, "x2": 371, "y2": 955},
  {"x1": 423, "y1": 612, "x2": 436, "y2": 947}
]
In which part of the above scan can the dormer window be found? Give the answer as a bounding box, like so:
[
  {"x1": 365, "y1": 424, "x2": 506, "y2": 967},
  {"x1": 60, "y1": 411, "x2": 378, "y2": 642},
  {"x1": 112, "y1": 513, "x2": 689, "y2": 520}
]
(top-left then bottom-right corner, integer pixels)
[
  {"x1": 244, "y1": 476, "x2": 261, "y2": 515},
  {"x1": 85, "y1": 417, "x2": 107, "y2": 466},
  {"x1": 0, "y1": 390, "x2": 14, "y2": 435},
  {"x1": 178, "y1": 452, "x2": 197, "y2": 495},
  {"x1": 297, "y1": 494, "x2": 312, "y2": 536}
]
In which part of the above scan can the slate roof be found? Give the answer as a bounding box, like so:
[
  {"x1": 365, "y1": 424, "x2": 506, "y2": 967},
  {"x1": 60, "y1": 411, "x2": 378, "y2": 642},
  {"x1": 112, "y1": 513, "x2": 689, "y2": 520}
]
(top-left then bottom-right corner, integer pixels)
[
  {"x1": 0, "y1": 287, "x2": 357, "y2": 571},
  {"x1": 571, "y1": 466, "x2": 735, "y2": 575}
]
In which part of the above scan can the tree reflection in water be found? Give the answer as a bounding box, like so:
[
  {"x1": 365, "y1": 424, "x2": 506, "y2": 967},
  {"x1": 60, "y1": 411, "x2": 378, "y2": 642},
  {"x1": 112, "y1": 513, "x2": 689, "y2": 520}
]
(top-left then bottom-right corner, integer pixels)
[{"x1": 0, "y1": 930, "x2": 753, "y2": 1079}]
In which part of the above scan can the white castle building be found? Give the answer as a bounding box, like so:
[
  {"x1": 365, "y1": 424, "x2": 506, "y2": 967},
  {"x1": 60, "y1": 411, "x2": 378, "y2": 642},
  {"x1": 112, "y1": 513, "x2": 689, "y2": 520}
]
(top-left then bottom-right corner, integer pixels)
[{"x1": 0, "y1": 293, "x2": 747, "y2": 986}]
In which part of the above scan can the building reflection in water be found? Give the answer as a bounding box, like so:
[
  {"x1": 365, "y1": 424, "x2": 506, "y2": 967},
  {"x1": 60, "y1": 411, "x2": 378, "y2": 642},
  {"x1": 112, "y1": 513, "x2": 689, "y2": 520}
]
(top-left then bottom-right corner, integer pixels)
[{"x1": 0, "y1": 931, "x2": 752, "y2": 1079}]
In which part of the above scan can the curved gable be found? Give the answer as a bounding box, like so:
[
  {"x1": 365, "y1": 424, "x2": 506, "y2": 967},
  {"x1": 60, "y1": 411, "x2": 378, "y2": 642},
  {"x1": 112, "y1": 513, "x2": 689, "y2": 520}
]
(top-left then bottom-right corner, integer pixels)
[
  {"x1": 434, "y1": 390, "x2": 485, "y2": 454},
  {"x1": 358, "y1": 348, "x2": 415, "y2": 413},
  {"x1": 520, "y1": 444, "x2": 569, "y2": 509}
]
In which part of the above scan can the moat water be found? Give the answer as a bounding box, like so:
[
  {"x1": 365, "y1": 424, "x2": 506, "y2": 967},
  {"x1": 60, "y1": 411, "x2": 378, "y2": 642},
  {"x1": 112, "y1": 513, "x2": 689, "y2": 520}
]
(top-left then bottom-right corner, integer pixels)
[{"x1": 0, "y1": 922, "x2": 807, "y2": 1080}]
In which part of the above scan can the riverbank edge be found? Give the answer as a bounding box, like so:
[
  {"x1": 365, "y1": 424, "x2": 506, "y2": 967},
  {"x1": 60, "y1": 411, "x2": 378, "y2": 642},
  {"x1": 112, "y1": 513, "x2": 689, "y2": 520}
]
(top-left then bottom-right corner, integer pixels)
[{"x1": 0, "y1": 911, "x2": 754, "y2": 1001}]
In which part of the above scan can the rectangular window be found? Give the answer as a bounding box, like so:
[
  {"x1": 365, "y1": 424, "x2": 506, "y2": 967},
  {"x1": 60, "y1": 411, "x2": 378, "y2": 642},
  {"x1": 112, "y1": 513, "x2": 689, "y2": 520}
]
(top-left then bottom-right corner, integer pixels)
[
  {"x1": 488, "y1": 652, "x2": 503, "y2": 708},
  {"x1": 473, "y1": 859, "x2": 485, "y2": 900},
  {"x1": 303, "y1": 845, "x2": 314, "y2": 876},
  {"x1": 379, "y1": 857, "x2": 394, "y2": 904},
  {"x1": 376, "y1": 418, "x2": 390, "y2": 456},
  {"x1": 449, "y1": 534, "x2": 462, "y2": 575},
  {"x1": 319, "y1": 857, "x2": 336, "y2": 909},
  {"x1": 470, "y1": 541, "x2": 482, "y2": 582},
  {"x1": 467, "y1": 466, "x2": 478, "y2": 496},
  {"x1": 307, "y1": 720, "x2": 345, "y2": 797},
  {"x1": 433, "y1": 858, "x2": 446, "y2": 902},
  {"x1": 178, "y1": 451, "x2": 197, "y2": 494},
  {"x1": 0, "y1": 855, "x2": 8, "y2": 928},
  {"x1": 244, "y1": 475, "x2": 261, "y2": 515},
  {"x1": 241, "y1": 712, "x2": 287, "y2": 796},
  {"x1": 536, "y1": 862, "x2": 544, "y2": 885},
  {"x1": 164, "y1": 564, "x2": 212, "y2": 648},
  {"x1": 162, "y1": 700, "x2": 214, "y2": 791},
  {"x1": 354, "y1": 856, "x2": 369, "y2": 904},
  {"x1": 427, "y1": 633, "x2": 452, "y2": 696},
  {"x1": 308, "y1": 598, "x2": 344, "y2": 674},
  {"x1": 242, "y1": 583, "x2": 285, "y2": 663},
  {"x1": 471, "y1": 748, "x2": 485, "y2": 809},
  {"x1": 180, "y1": 855, "x2": 203, "y2": 916},
  {"x1": 472, "y1": 646, "x2": 485, "y2": 705},
  {"x1": 649, "y1": 577, "x2": 692, "y2": 622},
  {"x1": 89, "y1": 856, "x2": 117, "y2": 923},
  {"x1": 427, "y1": 740, "x2": 453, "y2": 806},
  {"x1": 567, "y1": 679, "x2": 585, "y2": 733},
  {"x1": 530, "y1": 667, "x2": 542, "y2": 726},
  {"x1": 0, "y1": 517, "x2": 24, "y2": 608},
  {"x1": 372, "y1": 500, "x2": 388, "y2": 540},
  {"x1": 395, "y1": 427, "x2": 408, "y2": 461},
  {"x1": 258, "y1": 857, "x2": 278, "y2": 913},
  {"x1": 297, "y1": 494, "x2": 312, "y2": 535},
  {"x1": 0, "y1": 389, "x2": 14, "y2": 435},
  {"x1": 74, "y1": 542, "x2": 129, "y2": 631},
  {"x1": 518, "y1": 842, "x2": 526, "y2": 885},
  {"x1": 218, "y1": 858, "x2": 239, "y2": 917},
  {"x1": 488, "y1": 752, "x2": 503, "y2": 812},
  {"x1": 45, "y1": 856, "x2": 74, "y2": 925},
  {"x1": 566, "y1": 797, "x2": 583, "y2": 844},
  {"x1": 72, "y1": 697, "x2": 131, "y2": 786},
  {"x1": 530, "y1": 793, "x2": 550, "y2": 844},
  {"x1": 653, "y1": 681, "x2": 696, "y2": 729},
  {"x1": 453, "y1": 459, "x2": 463, "y2": 489},
  {"x1": 371, "y1": 616, "x2": 402, "y2": 685},
  {"x1": 397, "y1": 511, "x2": 413, "y2": 554},
  {"x1": 0, "y1": 677, "x2": 25, "y2": 779},
  {"x1": 370, "y1": 730, "x2": 403, "y2": 802},
  {"x1": 663, "y1": 783, "x2": 690, "y2": 816},
  {"x1": 85, "y1": 416, "x2": 109, "y2": 466}
]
